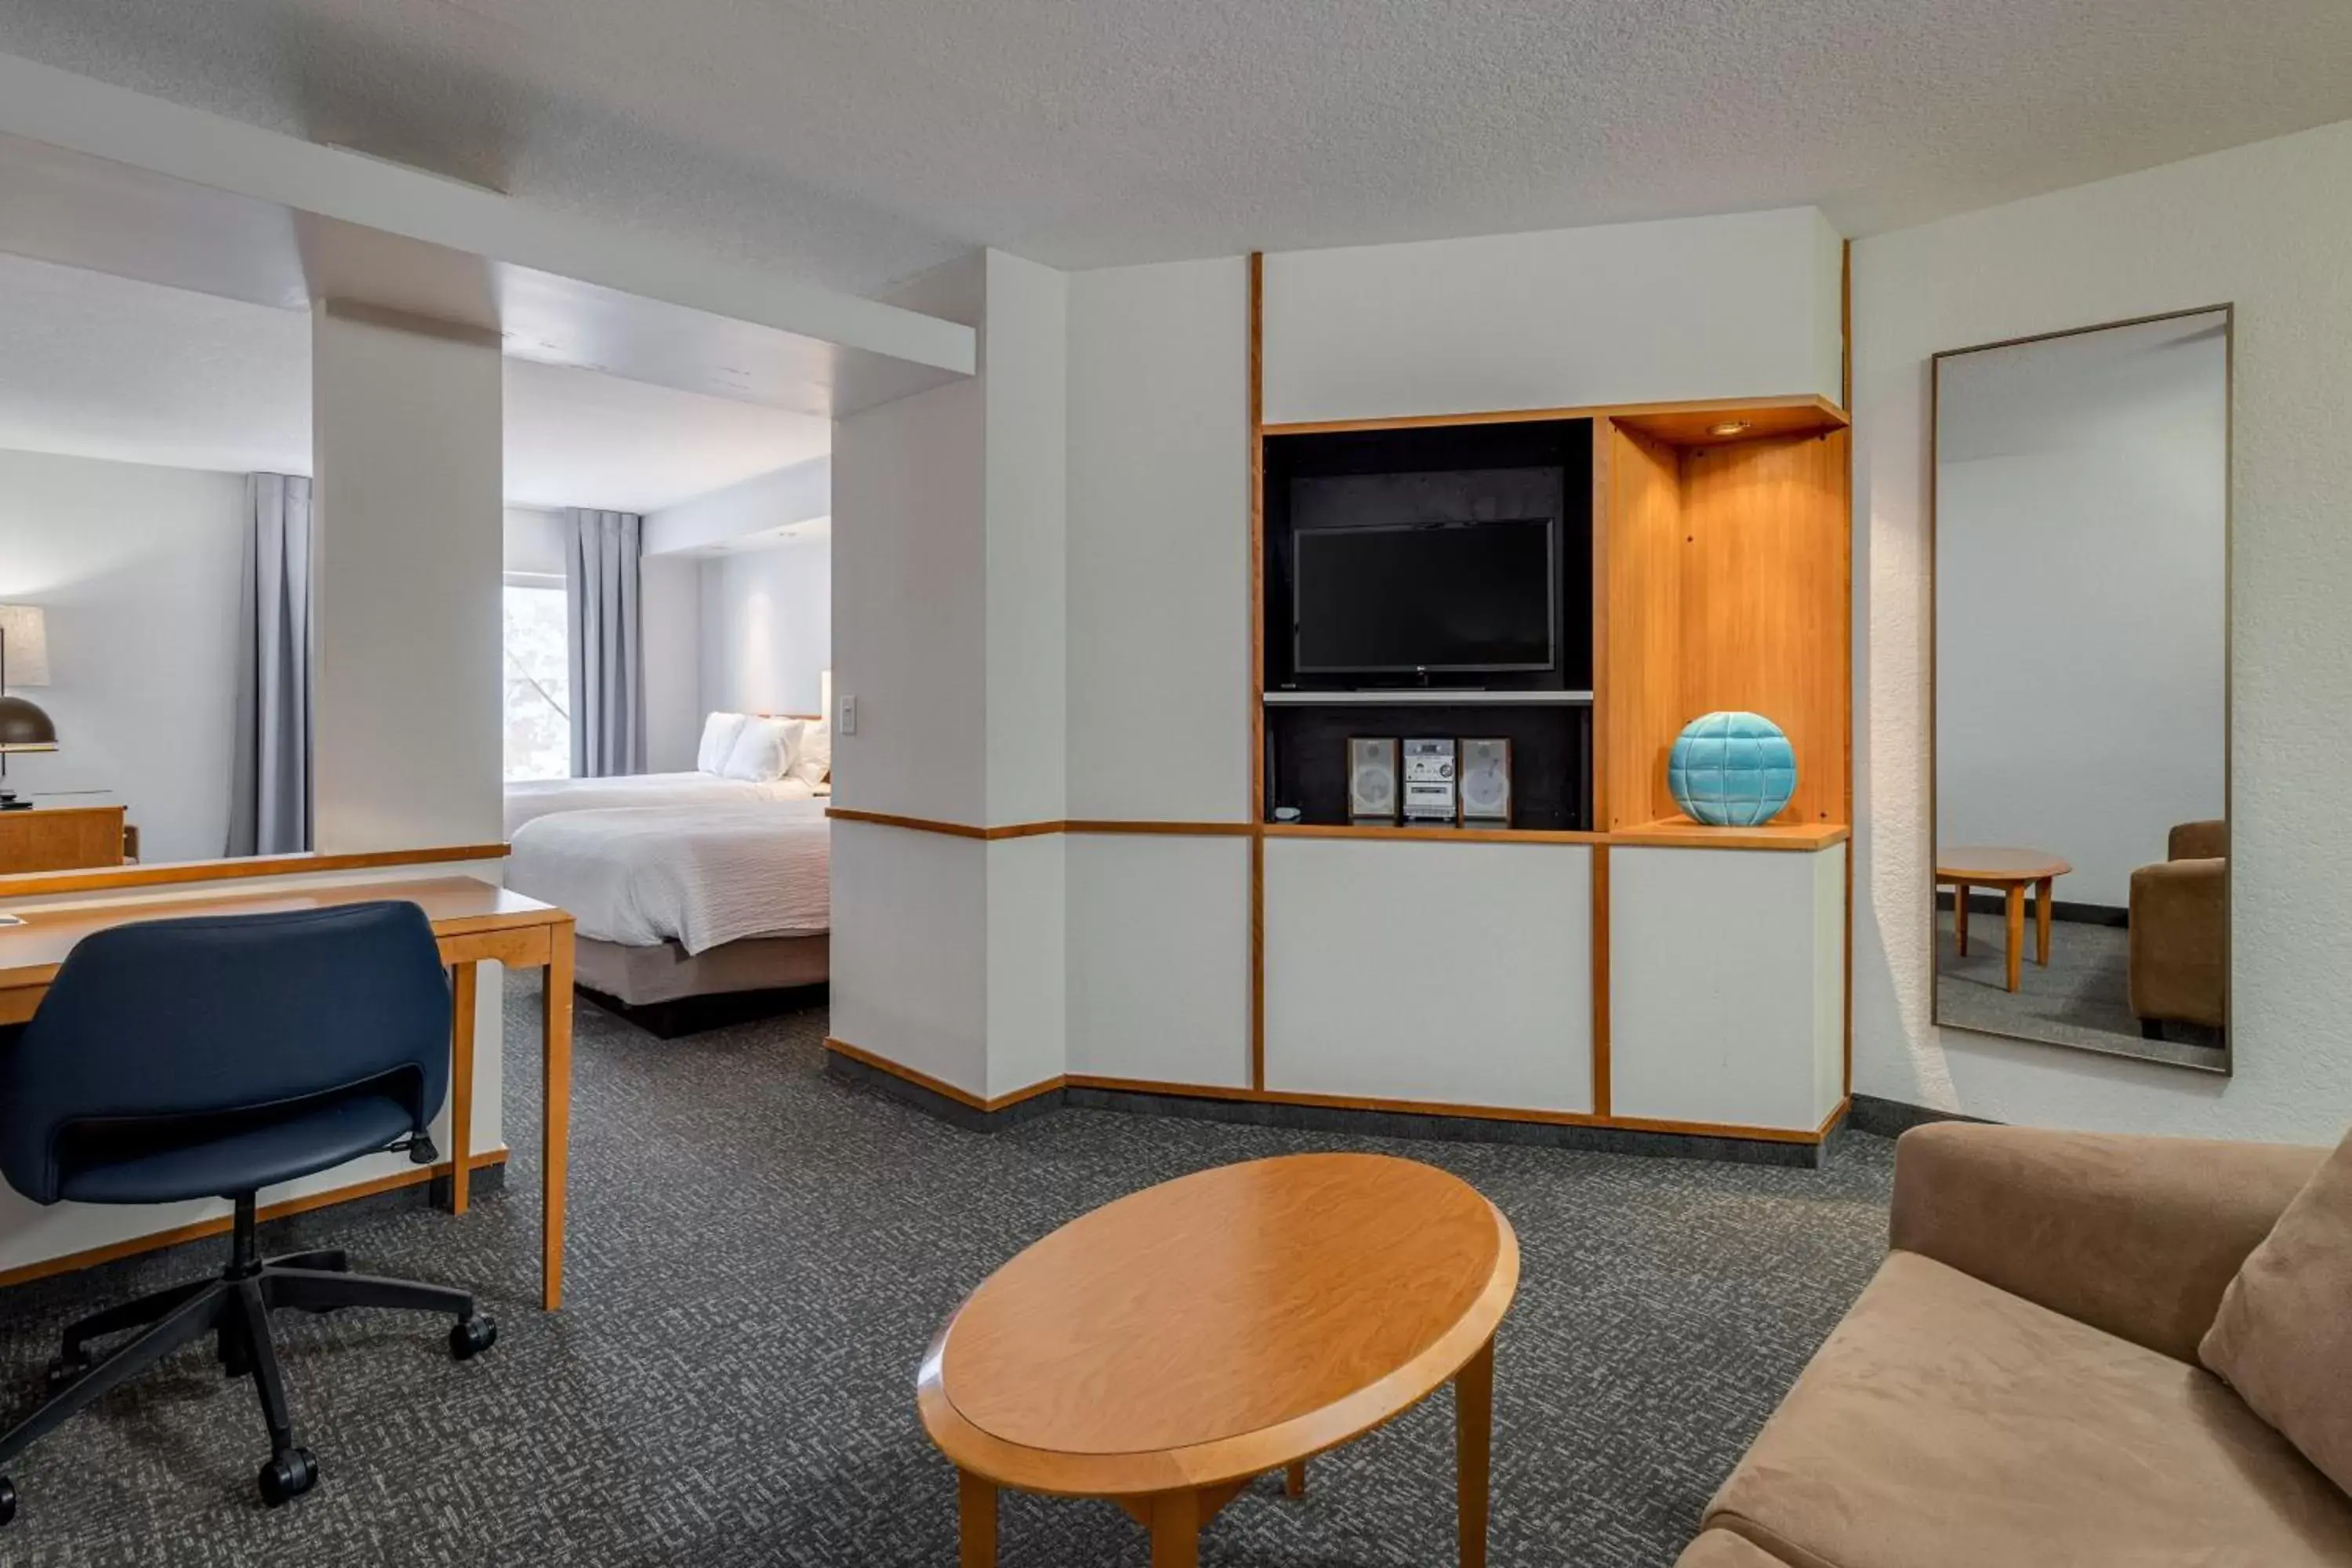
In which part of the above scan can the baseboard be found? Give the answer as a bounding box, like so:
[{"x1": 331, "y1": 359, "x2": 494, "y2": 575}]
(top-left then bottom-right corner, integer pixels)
[
  {"x1": 1063, "y1": 1084, "x2": 1833, "y2": 1168},
  {"x1": 1846, "y1": 1094, "x2": 1994, "y2": 1138},
  {"x1": 1936, "y1": 891, "x2": 2127, "y2": 927},
  {"x1": 822, "y1": 1039, "x2": 1838, "y2": 1167}
]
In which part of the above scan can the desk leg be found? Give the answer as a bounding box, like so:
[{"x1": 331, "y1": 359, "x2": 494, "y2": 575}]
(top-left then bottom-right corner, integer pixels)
[
  {"x1": 2004, "y1": 886, "x2": 2025, "y2": 993},
  {"x1": 2036, "y1": 877, "x2": 2054, "y2": 967},
  {"x1": 542, "y1": 928, "x2": 574, "y2": 1312},
  {"x1": 1285, "y1": 1459, "x2": 1306, "y2": 1497},
  {"x1": 958, "y1": 1471, "x2": 996, "y2": 1568},
  {"x1": 1149, "y1": 1487, "x2": 1200, "y2": 1568},
  {"x1": 446, "y1": 962, "x2": 477, "y2": 1215},
  {"x1": 1457, "y1": 1336, "x2": 1493, "y2": 1568},
  {"x1": 1953, "y1": 883, "x2": 1970, "y2": 956}
]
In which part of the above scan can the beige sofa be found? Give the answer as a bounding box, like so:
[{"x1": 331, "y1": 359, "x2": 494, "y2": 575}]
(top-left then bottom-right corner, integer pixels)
[{"x1": 1677, "y1": 1123, "x2": 2350, "y2": 1567}]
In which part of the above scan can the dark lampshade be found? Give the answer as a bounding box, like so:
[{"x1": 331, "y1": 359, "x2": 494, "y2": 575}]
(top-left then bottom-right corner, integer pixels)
[{"x1": 0, "y1": 695, "x2": 56, "y2": 753}]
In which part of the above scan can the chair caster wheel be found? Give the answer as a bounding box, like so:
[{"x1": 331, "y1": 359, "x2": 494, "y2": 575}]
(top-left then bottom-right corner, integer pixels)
[
  {"x1": 450, "y1": 1316, "x2": 498, "y2": 1360},
  {"x1": 259, "y1": 1447, "x2": 318, "y2": 1508},
  {"x1": 0, "y1": 1475, "x2": 16, "y2": 1526}
]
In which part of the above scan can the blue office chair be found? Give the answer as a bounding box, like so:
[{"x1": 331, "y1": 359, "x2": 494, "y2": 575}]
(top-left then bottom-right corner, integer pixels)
[{"x1": 0, "y1": 901, "x2": 498, "y2": 1523}]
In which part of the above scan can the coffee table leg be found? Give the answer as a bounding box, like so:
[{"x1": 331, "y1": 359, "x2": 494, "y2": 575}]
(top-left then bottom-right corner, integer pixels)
[
  {"x1": 1284, "y1": 1459, "x2": 1306, "y2": 1497},
  {"x1": 958, "y1": 1470, "x2": 996, "y2": 1568},
  {"x1": 1149, "y1": 1487, "x2": 1200, "y2": 1568},
  {"x1": 2004, "y1": 885, "x2": 2024, "y2": 993},
  {"x1": 1953, "y1": 882, "x2": 1970, "y2": 956},
  {"x1": 2036, "y1": 877, "x2": 2054, "y2": 967},
  {"x1": 1457, "y1": 1336, "x2": 1494, "y2": 1568}
]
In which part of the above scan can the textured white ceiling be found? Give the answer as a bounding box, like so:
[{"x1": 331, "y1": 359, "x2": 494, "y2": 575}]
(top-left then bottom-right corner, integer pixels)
[
  {"x1": 2, "y1": 0, "x2": 2347, "y2": 296},
  {"x1": 0, "y1": 253, "x2": 829, "y2": 511}
]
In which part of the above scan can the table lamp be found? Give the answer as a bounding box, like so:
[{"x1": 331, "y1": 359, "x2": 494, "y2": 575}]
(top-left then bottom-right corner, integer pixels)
[{"x1": 0, "y1": 604, "x2": 56, "y2": 808}]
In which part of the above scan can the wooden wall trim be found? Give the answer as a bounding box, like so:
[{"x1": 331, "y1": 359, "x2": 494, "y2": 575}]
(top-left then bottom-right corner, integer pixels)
[
  {"x1": 824, "y1": 1037, "x2": 1062, "y2": 1112},
  {"x1": 0, "y1": 1149, "x2": 510, "y2": 1290},
  {"x1": 1265, "y1": 392, "x2": 1848, "y2": 439},
  {"x1": 0, "y1": 842, "x2": 511, "y2": 902},
  {"x1": 826, "y1": 808, "x2": 1845, "y2": 851},
  {"x1": 829, "y1": 1038, "x2": 1837, "y2": 1147},
  {"x1": 1247, "y1": 251, "x2": 1269, "y2": 1093}
]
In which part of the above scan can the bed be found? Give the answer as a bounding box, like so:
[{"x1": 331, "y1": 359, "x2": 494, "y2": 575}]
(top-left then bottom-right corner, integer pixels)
[
  {"x1": 502, "y1": 771, "x2": 816, "y2": 837},
  {"x1": 504, "y1": 797, "x2": 831, "y2": 1033}
]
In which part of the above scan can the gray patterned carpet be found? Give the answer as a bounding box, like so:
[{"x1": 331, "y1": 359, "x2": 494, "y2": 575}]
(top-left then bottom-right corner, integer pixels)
[{"x1": 0, "y1": 976, "x2": 1895, "y2": 1566}]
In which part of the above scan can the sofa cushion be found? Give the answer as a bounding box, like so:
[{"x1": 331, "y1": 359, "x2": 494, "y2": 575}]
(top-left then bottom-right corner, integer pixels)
[
  {"x1": 1707, "y1": 1250, "x2": 2352, "y2": 1568},
  {"x1": 1677, "y1": 1529, "x2": 1792, "y2": 1568},
  {"x1": 2203, "y1": 1127, "x2": 2352, "y2": 1495}
]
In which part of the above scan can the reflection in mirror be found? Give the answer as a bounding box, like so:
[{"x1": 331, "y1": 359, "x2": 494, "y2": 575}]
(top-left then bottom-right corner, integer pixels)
[
  {"x1": 1933, "y1": 307, "x2": 2230, "y2": 1073},
  {"x1": 0, "y1": 252, "x2": 312, "y2": 874}
]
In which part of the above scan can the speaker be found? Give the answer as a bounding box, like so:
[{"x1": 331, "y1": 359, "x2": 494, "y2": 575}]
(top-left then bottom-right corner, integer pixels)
[
  {"x1": 1460, "y1": 738, "x2": 1513, "y2": 822},
  {"x1": 1348, "y1": 736, "x2": 1399, "y2": 818}
]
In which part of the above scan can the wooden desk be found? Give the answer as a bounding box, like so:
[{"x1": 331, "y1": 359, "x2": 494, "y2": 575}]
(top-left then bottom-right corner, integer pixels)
[
  {"x1": 0, "y1": 877, "x2": 576, "y2": 1310},
  {"x1": 0, "y1": 803, "x2": 125, "y2": 875}
]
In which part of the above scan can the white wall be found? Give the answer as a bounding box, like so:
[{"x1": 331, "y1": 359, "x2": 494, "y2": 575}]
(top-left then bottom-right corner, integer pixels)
[
  {"x1": 641, "y1": 457, "x2": 830, "y2": 557},
  {"x1": 312, "y1": 306, "x2": 504, "y2": 852},
  {"x1": 1263, "y1": 207, "x2": 1843, "y2": 425},
  {"x1": 1853, "y1": 118, "x2": 2352, "y2": 1142},
  {"x1": 0, "y1": 448, "x2": 245, "y2": 862},
  {"x1": 502, "y1": 505, "x2": 565, "y2": 578},
  {"x1": 1065, "y1": 258, "x2": 1253, "y2": 821},
  {"x1": 697, "y1": 536, "x2": 830, "y2": 717},
  {"x1": 1934, "y1": 314, "x2": 2228, "y2": 906}
]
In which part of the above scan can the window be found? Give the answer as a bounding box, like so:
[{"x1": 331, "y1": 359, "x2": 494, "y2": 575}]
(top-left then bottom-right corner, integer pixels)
[{"x1": 503, "y1": 579, "x2": 570, "y2": 781}]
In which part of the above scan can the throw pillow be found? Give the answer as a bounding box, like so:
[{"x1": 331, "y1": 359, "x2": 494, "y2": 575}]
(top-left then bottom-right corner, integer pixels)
[{"x1": 2201, "y1": 1124, "x2": 2352, "y2": 1494}]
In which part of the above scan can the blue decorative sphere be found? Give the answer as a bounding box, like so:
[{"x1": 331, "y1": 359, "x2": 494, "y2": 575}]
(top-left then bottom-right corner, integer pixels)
[{"x1": 1668, "y1": 711, "x2": 1797, "y2": 827}]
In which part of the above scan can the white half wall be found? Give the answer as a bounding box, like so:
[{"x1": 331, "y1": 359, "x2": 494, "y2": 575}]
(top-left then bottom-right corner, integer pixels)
[
  {"x1": 1066, "y1": 833, "x2": 1253, "y2": 1088},
  {"x1": 0, "y1": 448, "x2": 244, "y2": 863},
  {"x1": 699, "y1": 538, "x2": 830, "y2": 718},
  {"x1": 1853, "y1": 117, "x2": 2352, "y2": 1142},
  {"x1": 1263, "y1": 207, "x2": 1844, "y2": 426}
]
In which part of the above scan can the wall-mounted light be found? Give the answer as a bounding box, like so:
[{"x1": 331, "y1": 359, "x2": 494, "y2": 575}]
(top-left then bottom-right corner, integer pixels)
[{"x1": 1707, "y1": 419, "x2": 1753, "y2": 437}]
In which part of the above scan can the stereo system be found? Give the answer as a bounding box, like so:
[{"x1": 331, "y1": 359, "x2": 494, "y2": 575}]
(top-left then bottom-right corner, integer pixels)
[{"x1": 1348, "y1": 735, "x2": 1512, "y2": 825}]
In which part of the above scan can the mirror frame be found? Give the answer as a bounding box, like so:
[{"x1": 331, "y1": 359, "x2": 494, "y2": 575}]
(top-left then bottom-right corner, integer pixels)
[{"x1": 1927, "y1": 303, "x2": 2234, "y2": 1074}]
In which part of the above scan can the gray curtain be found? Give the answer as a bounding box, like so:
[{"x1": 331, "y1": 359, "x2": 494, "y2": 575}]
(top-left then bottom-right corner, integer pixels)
[
  {"x1": 564, "y1": 508, "x2": 645, "y2": 777},
  {"x1": 227, "y1": 474, "x2": 313, "y2": 855}
]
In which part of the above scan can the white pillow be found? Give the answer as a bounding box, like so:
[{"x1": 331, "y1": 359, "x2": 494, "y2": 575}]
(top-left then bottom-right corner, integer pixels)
[
  {"x1": 696, "y1": 712, "x2": 749, "y2": 775},
  {"x1": 721, "y1": 717, "x2": 806, "y2": 782},
  {"x1": 786, "y1": 720, "x2": 832, "y2": 789}
]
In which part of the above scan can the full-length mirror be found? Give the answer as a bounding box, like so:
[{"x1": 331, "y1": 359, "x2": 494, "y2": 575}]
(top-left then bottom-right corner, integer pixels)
[{"x1": 1933, "y1": 307, "x2": 2230, "y2": 1072}]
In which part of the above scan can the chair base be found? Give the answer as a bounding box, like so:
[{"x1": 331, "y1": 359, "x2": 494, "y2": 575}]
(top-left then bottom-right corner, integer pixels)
[{"x1": 0, "y1": 1193, "x2": 492, "y2": 1525}]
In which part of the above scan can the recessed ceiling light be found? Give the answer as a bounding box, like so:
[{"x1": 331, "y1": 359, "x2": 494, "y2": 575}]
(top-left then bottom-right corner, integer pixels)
[{"x1": 1707, "y1": 419, "x2": 1752, "y2": 437}]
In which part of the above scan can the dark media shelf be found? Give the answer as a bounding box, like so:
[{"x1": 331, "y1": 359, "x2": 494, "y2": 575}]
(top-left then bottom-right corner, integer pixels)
[{"x1": 1260, "y1": 418, "x2": 1599, "y2": 831}]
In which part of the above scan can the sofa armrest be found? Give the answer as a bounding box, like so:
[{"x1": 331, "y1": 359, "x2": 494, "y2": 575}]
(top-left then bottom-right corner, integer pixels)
[
  {"x1": 1889, "y1": 1123, "x2": 2324, "y2": 1363},
  {"x1": 2129, "y1": 858, "x2": 2228, "y2": 1027}
]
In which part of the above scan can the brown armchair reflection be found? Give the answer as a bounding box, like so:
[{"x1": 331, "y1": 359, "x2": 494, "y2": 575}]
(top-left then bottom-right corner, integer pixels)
[{"x1": 2129, "y1": 819, "x2": 2227, "y2": 1039}]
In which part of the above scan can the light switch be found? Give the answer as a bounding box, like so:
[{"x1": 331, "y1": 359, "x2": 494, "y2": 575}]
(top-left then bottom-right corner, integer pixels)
[{"x1": 838, "y1": 695, "x2": 856, "y2": 736}]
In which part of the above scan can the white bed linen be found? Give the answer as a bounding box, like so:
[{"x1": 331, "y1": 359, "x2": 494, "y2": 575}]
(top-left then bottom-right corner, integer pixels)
[
  {"x1": 506, "y1": 799, "x2": 831, "y2": 953},
  {"x1": 502, "y1": 771, "x2": 811, "y2": 837}
]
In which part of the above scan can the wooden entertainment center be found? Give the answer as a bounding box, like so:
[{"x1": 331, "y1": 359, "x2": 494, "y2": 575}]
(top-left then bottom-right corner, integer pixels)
[{"x1": 1246, "y1": 257, "x2": 1855, "y2": 1152}]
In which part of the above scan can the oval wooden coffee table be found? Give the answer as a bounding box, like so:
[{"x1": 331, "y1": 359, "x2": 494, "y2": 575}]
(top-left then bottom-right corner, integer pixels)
[
  {"x1": 918, "y1": 1152, "x2": 1519, "y2": 1567},
  {"x1": 1936, "y1": 845, "x2": 2072, "y2": 995}
]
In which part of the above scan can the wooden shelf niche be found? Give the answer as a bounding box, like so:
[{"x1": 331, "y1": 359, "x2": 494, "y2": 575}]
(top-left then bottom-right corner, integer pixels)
[{"x1": 1597, "y1": 405, "x2": 1851, "y2": 832}]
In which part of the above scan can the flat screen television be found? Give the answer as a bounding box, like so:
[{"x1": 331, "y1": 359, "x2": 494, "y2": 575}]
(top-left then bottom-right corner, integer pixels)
[{"x1": 1291, "y1": 517, "x2": 1557, "y2": 675}]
